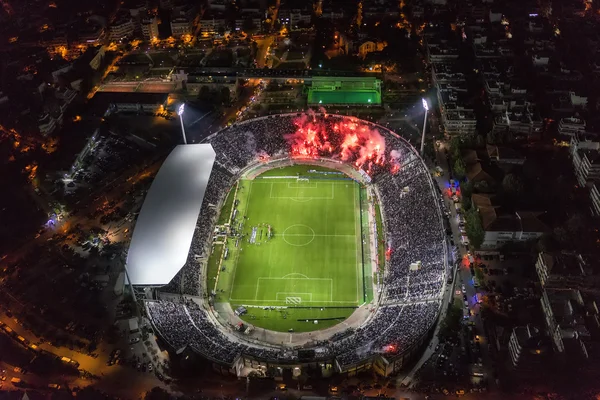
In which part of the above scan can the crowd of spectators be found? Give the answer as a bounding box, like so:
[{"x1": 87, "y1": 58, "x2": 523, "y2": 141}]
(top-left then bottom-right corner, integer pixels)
[
  {"x1": 147, "y1": 113, "x2": 445, "y2": 367},
  {"x1": 334, "y1": 301, "x2": 440, "y2": 368},
  {"x1": 147, "y1": 299, "x2": 290, "y2": 363},
  {"x1": 146, "y1": 298, "x2": 440, "y2": 368},
  {"x1": 376, "y1": 160, "x2": 446, "y2": 302}
]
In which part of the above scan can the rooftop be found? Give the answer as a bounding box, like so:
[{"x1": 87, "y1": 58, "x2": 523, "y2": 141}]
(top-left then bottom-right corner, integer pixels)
[{"x1": 126, "y1": 144, "x2": 216, "y2": 286}]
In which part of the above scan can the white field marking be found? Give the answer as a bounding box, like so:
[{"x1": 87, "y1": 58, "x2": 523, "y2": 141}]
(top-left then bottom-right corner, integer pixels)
[
  {"x1": 354, "y1": 182, "x2": 360, "y2": 303},
  {"x1": 228, "y1": 179, "x2": 253, "y2": 301},
  {"x1": 279, "y1": 234, "x2": 356, "y2": 237},
  {"x1": 275, "y1": 292, "x2": 312, "y2": 302},
  {"x1": 282, "y1": 224, "x2": 315, "y2": 246},
  {"x1": 231, "y1": 181, "x2": 359, "y2": 304},
  {"x1": 286, "y1": 297, "x2": 302, "y2": 305},
  {"x1": 289, "y1": 197, "x2": 313, "y2": 202},
  {"x1": 257, "y1": 277, "x2": 333, "y2": 281},
  {"x1": 268, "y1": 181, "x2": 335, "y2": 200},
  {"x1": 253, "y1": 181, "x2": 353, "y2": 185},
  {"x1": 256, "y1": 277, "x2": 333, "y2": 302},
  {"x1": 287, "y1": 182, "x2": 318, "y2": 189},
  {"x1": 281, "y1": 273, "x2": 309, "y2": 279},
  {"x1": 229, "y1": 299, "x2": 358, "y2": 304}
]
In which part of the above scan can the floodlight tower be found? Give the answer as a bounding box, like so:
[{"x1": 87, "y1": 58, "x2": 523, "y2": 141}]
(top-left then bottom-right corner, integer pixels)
[
  {"x1": 178, "y1": 103, "x2": 187, "y2": 144},
  {"x1": 420, "y1": 98, "x2": 429, "y2": 156}
]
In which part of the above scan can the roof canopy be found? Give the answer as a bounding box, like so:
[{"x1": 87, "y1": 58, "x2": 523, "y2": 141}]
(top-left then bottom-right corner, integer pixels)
[{"x1": 126, "y1": 144, "x2": 216, "y2": 286}]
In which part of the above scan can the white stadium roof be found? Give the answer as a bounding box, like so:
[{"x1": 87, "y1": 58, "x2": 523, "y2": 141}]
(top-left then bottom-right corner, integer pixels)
[{"x1": 126, "y1": 144, "x2": 216, "y2": 286}]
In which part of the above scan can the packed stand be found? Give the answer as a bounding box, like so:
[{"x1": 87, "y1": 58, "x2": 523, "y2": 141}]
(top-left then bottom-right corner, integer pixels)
[
  {"x1": 375, "y1": 158, "x2": 445, "y2": 302},
  {"x1": 147, "y1": 299, "x2": 297, "y2": 363},
  {"x1": 334, "y1": 301, "x2": 440, "y2": 368}
]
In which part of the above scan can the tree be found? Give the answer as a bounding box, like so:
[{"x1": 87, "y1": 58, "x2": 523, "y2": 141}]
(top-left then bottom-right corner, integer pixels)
[
  {"x1": 220, "y1": 87, "x2": 231, "y2": 106},
  {"x1": 198, "y1": 85, "x2": 210, "y2": 101},
  {"x1": 502, "y1": 173, "x2": 524, "y2": 196},
  {"x1": 536, "y1": 233, "x2": 558, "y2": 253},
  {"x1": 453, "y1": 158, "x2": 466, "y2": 178},
  {"x1": 566, "y1": 212, "x2": 587, "y2": 236},
  {"x1": 145, "y1": 387, "x2": 173, "y2": 400},
  {"x1": 250, "y1": 40, "x2": 259, "y2": 58},
  {"x1": 486, "y1": 130, "x2": 499, "y2": 145},
  {"x1": 462, "y1": 131, "x2": 477, "y2": 147},
  {"x1": 242, "y1": 18, "x2": 258, "y2": 34},
  {"x1": 439, "y1": 300, "x2": 463, "y2": 339},
  {"x1": 465, "y1": 207, "x2": 485, "y2": 249},
  {"x1": 475, "y1": 134, "x2": 486, "y2": 148},
  {"x1": 461, "y1": 181, "x2": 474, "y2": 199},
  {"x1": 474, "y1": 180, "x2": 492, "y2": 193},
  {"x1": 475, "y1": 266, "x2": 485, "y2": 283},
  {"x1": 449, "y1": 136, "x2": 462, "y2": 159}
]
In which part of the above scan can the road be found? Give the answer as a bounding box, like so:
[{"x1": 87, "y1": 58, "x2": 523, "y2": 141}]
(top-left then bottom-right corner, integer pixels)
[
  {"x1": 254, "y1": 35, "x2": 275, "y2": 69},
  {"x1": 0, "y1": 157, "x2": 169, "y2": 397},
  {"x1": 0, "y1": 309, "x2": 164, "y2": 398},
  {"x1": 431, "y1": 140, "x2": 497, "y2": 389}
]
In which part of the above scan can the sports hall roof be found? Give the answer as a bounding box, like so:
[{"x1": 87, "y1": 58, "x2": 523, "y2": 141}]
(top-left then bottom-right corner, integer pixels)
[{"x1": 126, "y1": 144, "x2": 216, "y2": 286}]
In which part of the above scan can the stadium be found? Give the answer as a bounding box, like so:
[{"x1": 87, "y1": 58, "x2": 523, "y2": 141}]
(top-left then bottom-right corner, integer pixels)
[{"x1": 126, "y1": 113, "x2": 448, "y2": 378}]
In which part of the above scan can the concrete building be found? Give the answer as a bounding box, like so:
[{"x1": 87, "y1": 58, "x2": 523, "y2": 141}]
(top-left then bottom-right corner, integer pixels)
[
  {"x1": 441, "y1": 109, "x2": 477, "y2": 136},
  {"x1": 38, "y1": 113, "x2": 59, "y2": 136},
  {"x1": 171, "y1": 17, "x2": 192, "y2": 37},
  {"x1": 472, "y1": 194, "x2": 548, "y2": 248},
  {"x1": 535, "y1": 252, "x2": 600, "y2": 290},
  {"x1": 570, "y1": 91, "x2": 588, "y2": 108},
  {"x1": 141, "y1": 15, "x2": 159, "y2": 40},
  {"x1": 109, "y1": 16, "x2": 135, "y2": 41},
  {"x1": 540, "y1": 288, "x2": 592, "y2": 359},
  {"x1": 558, "y1": 117, "x2": 586, "y2": 137},
  {"x1": 508, "y1": 325, "x2": 552, "y2": 370},
  {"x1": 492, "y1": 107, "x2": 543, "y2": 140},
  {"x1": 199, "y1": 15, "x2": 227, "y2": 35},
  {"x1": 171, "y1": 69, "x2": 239, "y2": 100},
  {"x1": 95, "y1": 92, "x2": 169, "y2": 114},
  {"x1": 589, "y1": 180, "x2": 600, "y2": 216},
  {"x1": 571, "y1": 142, "x2": 600, "y2": 186},
  {"x1": 486, "y1": 145, "x2": 526, "y2": 166}
]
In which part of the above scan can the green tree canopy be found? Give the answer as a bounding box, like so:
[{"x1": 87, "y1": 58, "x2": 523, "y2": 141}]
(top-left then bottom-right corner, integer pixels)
[
  {"x1": 454, "y1": 158, "x2": 466, "y2": 178},
  {"x1": 465, "y1": 207, "x2": 484, "y2": 249},
  {"x1": 502, "y1": 173, "x2": 524, "y2": 196},
  {"x1": 220, "y1": 87, "x2": 231, "y2": 105}
]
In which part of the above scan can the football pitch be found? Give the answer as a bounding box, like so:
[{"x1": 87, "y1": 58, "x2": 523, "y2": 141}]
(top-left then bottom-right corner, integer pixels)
[{"x1": 211, "y1": 165, "x2": 369, "y2": 332}]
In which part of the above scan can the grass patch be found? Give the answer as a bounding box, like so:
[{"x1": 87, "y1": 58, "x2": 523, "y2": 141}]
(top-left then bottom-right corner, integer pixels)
[
  {"x1": 374, "y1": 201, "x2": 385, "y2": 269},
  {"x1": 237, "y1": 307, "x2": 356, "y2": 333},
  {"x1": 217, "y1": 185, "x2": 236, "y2": 225},
  {"x1": 256, "y1": 164, "x2": 341, "y2": 177},
  {"x1": 206, "y1": 244, "x2": 224, "y2": 293},
  {"x1": 216, "y1": 165, "x2": 364, "y2": 332}
]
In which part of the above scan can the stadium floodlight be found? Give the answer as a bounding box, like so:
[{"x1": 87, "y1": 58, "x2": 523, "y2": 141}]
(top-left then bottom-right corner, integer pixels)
[
  {"x1": 178, "y1": 103, "x2": 187, "y2": 144},
  {"x1": 420, "y1": 98, "x2": 429, "y2": 156}
]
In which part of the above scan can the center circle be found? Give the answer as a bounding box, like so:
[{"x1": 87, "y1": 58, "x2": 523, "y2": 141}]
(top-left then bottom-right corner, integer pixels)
[{"x1": 282, "y1": 224, "x2": 315, "y2": 246}]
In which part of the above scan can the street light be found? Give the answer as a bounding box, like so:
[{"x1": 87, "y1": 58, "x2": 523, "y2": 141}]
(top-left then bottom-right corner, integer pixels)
[
  {"x1": 178, "y1": 103, "x2": 187, "y2": 145},
  {"x1": 420, "y1": 98, "x2": 429, "y2": 156}
]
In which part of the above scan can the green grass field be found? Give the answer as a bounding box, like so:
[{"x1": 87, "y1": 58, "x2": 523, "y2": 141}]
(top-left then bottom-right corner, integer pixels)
[{"x1": 209, "y1": 165, "x2": 367, "y2": 332}]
